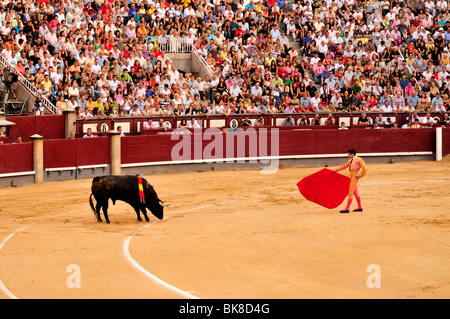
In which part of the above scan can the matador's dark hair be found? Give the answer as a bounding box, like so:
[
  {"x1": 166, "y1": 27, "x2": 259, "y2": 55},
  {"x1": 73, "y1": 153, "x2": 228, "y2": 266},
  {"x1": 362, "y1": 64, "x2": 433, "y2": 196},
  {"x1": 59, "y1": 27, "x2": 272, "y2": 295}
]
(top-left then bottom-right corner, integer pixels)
[{"x1": 347, "y1": 149, "x2": 356, "y2": 155}]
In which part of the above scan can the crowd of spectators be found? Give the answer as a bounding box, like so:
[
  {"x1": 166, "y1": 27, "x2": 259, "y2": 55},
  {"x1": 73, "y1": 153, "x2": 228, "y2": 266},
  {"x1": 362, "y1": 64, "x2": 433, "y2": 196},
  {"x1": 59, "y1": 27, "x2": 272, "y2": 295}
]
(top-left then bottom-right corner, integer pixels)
[{"x1": 1, "y1": 0, "x2": 450, "y2": 121}]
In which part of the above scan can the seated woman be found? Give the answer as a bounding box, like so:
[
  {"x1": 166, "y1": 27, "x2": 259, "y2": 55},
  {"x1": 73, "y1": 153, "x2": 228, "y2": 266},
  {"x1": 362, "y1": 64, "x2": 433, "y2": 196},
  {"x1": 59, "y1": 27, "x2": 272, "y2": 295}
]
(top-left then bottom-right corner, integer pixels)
[
  {"x1": 55, "y1": 96, "x2": 67, "y2": 115},
  {"x1": 178, "y1": 119, "x2": 188, "y2": 128},
  {"x1": 347, "y1": 103, "x2": 359, "y2": 112}
]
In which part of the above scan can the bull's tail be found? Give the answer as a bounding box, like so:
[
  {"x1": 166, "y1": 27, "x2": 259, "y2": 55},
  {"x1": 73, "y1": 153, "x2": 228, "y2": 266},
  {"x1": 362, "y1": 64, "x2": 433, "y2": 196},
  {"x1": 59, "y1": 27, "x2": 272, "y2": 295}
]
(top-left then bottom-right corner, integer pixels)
[
  {"x1": 89, "y1": 193, "x2": 96, "y2": 215},
  {"x1": 89, "y1": 193, "x2": 102, "y2": 222}
]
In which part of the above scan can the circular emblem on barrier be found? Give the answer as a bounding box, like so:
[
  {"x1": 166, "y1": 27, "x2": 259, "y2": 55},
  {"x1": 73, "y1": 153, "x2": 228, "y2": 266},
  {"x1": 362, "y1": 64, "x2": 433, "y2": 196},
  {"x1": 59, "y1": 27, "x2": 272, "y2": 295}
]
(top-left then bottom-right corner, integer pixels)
[
  {"x1": 163, "y1": 121, "x2": 172, "y2": 128},
  {"x1": 100, "y1": 123, "x2": 110, "y2": 132},
  {"x1": 367, "y1": 117, "x2": 373, "y2": 124},
  {"x1": 434, "y1": 117, "x2": 440, "y2": 123},
  {"x1": 230, "y1": 119, "x2": 239, "y2": 129}
]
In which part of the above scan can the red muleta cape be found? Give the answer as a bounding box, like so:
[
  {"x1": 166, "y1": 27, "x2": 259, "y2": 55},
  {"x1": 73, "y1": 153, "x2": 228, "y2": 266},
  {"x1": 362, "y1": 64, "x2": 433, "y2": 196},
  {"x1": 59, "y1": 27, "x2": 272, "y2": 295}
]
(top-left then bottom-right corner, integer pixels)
[{"x1": 297, "y1": 168, "x2": 351, "y2": 209}]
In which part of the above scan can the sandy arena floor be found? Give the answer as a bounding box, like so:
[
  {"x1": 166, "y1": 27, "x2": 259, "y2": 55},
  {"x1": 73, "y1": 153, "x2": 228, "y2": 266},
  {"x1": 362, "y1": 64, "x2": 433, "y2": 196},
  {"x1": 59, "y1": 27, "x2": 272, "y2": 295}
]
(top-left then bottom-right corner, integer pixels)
[{"x1": 0, "y1": 159, "x2": 449, "y2": 299}]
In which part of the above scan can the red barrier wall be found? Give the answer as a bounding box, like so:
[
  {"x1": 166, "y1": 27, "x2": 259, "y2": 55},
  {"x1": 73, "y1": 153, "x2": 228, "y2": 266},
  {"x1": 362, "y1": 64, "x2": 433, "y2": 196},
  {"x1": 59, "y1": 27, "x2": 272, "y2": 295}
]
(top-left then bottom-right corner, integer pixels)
[
  {"x1": 121, "y1": 135, "x2": 175, "y2": 164},
  {"x1": 120, "y1": 128, "x2": 437, "y2": 164},
  {"x1": 443, "y1": 128, "x2": 450, "y2": 157},
  {"x1": 43, "y1": 139, "x2": 77, "y2": 169},
  {"x1": 35, "y1": 115, "x2": 65, "y2": 139},
  {"x1": 7, "y1": 115, "x2": 65, "y2": 141},
  {"x1": 75, "y1": 137, "x2": 110, "y2": 167},
  {"x1": 43, "y1": 137, "x2": 110, "y2": 169},
  {"x1": 7, "y1": 116, "x2": 35, "y2": 142},
  {"x1": 121, "y1": 129, "x2": 281, "y2": 163},
  {"x1": 276, "y1": 129, "x2": 435, "y2": 157},
  {"x1": 0, "y1": 126, "x2": 447, "y2": 177},
  {"x1": 0, "y1": 143, "x2": 33, "y2": 174}
]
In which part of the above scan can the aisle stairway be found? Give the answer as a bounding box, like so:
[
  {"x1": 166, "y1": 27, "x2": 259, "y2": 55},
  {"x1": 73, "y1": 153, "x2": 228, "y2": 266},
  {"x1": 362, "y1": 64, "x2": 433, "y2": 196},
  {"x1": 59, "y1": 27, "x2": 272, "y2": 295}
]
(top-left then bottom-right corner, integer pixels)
[
  {"x1": 288, "y1": 35, "x2": 318, "y2": 88},
  {"x1": 0, "y1": 57, "x2": 56, "y2": 115}
]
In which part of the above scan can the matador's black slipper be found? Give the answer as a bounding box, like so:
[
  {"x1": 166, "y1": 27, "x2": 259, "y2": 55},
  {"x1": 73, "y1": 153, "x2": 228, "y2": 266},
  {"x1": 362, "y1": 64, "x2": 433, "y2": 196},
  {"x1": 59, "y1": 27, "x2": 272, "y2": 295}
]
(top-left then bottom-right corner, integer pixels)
[
  {"x1": 339, "y1": 210, "x2": 350, "y2": 213},
  {"x1": 353, "y1": 208, "x2": 363, "y2": 212}
]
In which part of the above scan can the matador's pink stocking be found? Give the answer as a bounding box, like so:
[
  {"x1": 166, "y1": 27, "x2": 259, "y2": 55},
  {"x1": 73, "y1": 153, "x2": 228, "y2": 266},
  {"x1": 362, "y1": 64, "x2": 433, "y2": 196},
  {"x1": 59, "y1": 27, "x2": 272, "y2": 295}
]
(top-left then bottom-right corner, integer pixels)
[
  {"x1": 344, "y1": 197, "x2": 353, "y2": 210},
  {"x1": 354, "y1": 186, "x2": 362, "y2": 210}
]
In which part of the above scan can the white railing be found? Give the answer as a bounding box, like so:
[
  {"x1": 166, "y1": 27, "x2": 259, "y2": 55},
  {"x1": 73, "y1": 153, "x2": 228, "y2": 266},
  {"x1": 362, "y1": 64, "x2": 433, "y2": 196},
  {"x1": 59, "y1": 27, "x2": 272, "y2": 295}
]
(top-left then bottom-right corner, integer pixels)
[
  {"x1": 0, "y1": 54, "x2": 57, "y2": 114},
  {"x1": 192, "y1": 47, "x2": 214, "y2": 79},
  {"x1": 159, "y1": 36, "x2": 214, "y2": 79},
  {"x1": 158, "y1": 37, "x2": 192, "y2": 53}
]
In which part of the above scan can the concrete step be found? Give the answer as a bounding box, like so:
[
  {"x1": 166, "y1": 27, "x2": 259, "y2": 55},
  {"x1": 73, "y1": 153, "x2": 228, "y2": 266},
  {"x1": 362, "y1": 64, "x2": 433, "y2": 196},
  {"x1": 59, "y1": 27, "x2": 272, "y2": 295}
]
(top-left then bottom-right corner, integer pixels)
[
  {"x1": 289, "y1": 36, "x2": 321, "y2": 89},
  {"x1": 289, "y1": 41, "x2": 300, "y2": 50}
]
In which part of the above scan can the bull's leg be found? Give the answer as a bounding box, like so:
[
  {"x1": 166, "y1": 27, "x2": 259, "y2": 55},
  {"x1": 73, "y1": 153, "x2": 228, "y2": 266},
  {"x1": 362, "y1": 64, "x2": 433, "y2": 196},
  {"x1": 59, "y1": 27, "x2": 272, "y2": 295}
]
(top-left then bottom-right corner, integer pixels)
[
  {"x1": 95, "y1": 202, "x2": 103, "y2": 222},
  {"x1": 134, "y1": 207, "x2": 142, "y2": 221},
  {"x1": 141, "y1": 207, "x2": 150, "y2": 222},
  {"x1": 102, "y1": 201, "x2": 110, "y2": 224}
]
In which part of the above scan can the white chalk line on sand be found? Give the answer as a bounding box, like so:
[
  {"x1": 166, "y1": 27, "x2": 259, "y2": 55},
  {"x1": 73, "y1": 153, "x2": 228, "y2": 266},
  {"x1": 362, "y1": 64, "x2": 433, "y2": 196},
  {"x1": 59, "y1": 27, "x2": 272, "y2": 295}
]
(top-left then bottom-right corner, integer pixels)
[
  {"x1": 0, "y1": 224, "x2": 32, "y2": 299},
  {"x1": 0, "y1": 196, "x2": 243, "y2": 300},
  {"x1": 122, "y1": 198, "x2": 246, "y2": 300},
  {"x1": 2, "y1": 176, "x2": 447, "y2": 299},
  {"x1": 0, "y1": 209, "x2": 86, "y2": 299},
  {"x1": 123, "y1": 227, "x2": 198, "y2": 299}
]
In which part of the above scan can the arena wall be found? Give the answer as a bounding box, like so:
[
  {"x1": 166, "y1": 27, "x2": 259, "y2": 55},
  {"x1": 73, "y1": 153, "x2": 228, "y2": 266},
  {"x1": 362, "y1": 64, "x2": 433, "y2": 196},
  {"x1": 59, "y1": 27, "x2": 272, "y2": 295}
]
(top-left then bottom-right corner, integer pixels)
[
  {"x1": 0, "y1": 142, "x2": 34, "y2": 187},
  {"x1": 0, "y1": 115, "x2": 448, "y2": 187},
  {"x1": 6, "y1": 115, "x2": 65, "y2": 142},
  {"x1": 0, "y1": 143, "x2": 33, "y2": 174},
  {"x1": 443, "y1": 128, "x2": 450, "y2": 158}
]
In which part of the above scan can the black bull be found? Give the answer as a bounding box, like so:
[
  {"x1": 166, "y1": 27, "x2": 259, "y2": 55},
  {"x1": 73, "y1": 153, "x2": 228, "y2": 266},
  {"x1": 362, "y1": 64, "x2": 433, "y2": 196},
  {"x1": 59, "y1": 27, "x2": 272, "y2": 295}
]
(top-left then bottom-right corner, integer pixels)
[{"x1": 89, "y1": 175, "x2": 167, "y2": 223}]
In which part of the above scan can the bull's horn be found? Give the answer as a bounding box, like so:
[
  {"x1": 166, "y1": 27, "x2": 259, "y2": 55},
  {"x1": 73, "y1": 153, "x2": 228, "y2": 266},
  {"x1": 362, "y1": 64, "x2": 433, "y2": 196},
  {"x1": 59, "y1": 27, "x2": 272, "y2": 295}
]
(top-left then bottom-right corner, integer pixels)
[{"x1": 159, "y1": 200, "x2": 170, "y2": 207}]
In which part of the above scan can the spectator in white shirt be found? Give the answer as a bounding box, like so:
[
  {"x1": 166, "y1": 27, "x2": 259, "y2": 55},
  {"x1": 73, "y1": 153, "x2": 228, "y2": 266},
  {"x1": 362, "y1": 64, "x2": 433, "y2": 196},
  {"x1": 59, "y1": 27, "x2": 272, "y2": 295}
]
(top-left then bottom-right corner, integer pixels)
[
  {"x1": 250, "y1": 82, "x2": 263, "y2": 102},
  {"x1": 68, "y1": 81, "x2": 80, "y2": 99},
  {"x1": 380, "y1": 101, "x2": 393, "y2": 112},
  {"x1": 91, "y1": 58, "x2": 101, "y2": 74},
  {"x1": 0, "y1": 21, "x2": 11, "y2": 38},
  {"x1": 187, "y1": 118, "x2": 201, "y2": 128},
  {"x1": 310, "y1": 92, "x2": 321, "y2": 109},
  {"x1": 422, "y1": 113, "x2": 436, "y2": 126},
  {"x1": 437, "y1": 0, "x2": 448, "y2": 14},
  {"x1": 425, "y1": 0, "x2": 436, "y2": 16},
  {"x1": 435, "y1": 102, "x2": 447, "y2": 113},
  {"x1": 270, "y1": 25, "x2": 281, "y2": 41},
  {"x1": 229, "y1": 82, "x2": 241, "y2": 98},
  {"x1": 50, "y1": 66, "x2": 63, "y2": 88}
]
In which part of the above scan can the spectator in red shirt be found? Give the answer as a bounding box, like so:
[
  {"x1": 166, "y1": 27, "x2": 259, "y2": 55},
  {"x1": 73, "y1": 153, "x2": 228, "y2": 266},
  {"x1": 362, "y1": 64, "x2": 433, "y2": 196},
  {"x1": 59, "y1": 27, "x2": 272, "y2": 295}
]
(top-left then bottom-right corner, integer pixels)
[
  {"x1": 235, "y1": 26, "x2": 244, "y2": 38},
  {"x1": 100, "y1": 3, "x2": 113, "y2": 16}
]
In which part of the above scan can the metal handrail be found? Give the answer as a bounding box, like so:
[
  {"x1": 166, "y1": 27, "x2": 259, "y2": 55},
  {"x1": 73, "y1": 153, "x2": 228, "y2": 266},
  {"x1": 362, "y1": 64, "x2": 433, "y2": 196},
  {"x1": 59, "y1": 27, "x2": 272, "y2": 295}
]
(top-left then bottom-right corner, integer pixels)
[
  {"x1": 159, "y1": 36, "x2": 214, "y2": 79},
  {"x1": 191, "y1": 47, "x2": 214, "y2": 79},
  {"x1": 0, "y1": 55, "x2": 57, "y2": 114},
  {"x1": 158, "y1": 37, "x2": 192, "y2": 53}
]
